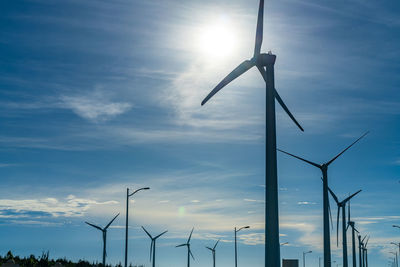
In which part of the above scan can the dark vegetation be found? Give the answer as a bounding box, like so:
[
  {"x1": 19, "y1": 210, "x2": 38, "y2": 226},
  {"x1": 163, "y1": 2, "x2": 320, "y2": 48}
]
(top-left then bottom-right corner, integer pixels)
[{"x1": 0, "y1": 251, "x2": 145, "y2": 267}]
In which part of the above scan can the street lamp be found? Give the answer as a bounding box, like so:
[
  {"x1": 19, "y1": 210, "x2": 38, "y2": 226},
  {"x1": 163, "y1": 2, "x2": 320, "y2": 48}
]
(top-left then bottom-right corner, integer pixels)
[
  {"x1": 235, "y1": 226, "x2": 250, "y2": 267},
  {"x1": 303, "y1": 250, "x2": 312, "y2": 267},
  {"x1": 124, "y1": 187, "x2": 150, "y2": 267}
]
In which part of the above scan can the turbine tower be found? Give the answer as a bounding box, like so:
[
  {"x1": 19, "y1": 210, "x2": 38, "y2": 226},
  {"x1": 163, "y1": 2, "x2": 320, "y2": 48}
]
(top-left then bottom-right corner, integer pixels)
[
  {"x1": 142, "y1": 226, "x2": 168, "y2": 267},
  {"x1": 201, "y1": 1, "x2": 304, "y2": 266},
  {"x1": 85, "y1": 213, "x2": 119, "y2": 266},
  {"x1": 176, "y1": 228, "x2": 195, "y2": 267},
  {"x1": 278, "y1": 131, "x2": 368, "y2": 266},
  {"x1": 206, "y1": 239, "x2": 220, "y2": 267},
  {"x1": 328, "y1": 187, "x2": 362, "y2": 267},
  {"x1": 348, "y1": 199, "x2": 360, "y2": 267}
]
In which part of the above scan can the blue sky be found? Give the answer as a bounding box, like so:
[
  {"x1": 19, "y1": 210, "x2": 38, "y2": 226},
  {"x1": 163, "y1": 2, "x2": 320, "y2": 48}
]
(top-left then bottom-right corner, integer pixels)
[{"x1": 0, "y1": 0, "x2": 399, "y2": 266}]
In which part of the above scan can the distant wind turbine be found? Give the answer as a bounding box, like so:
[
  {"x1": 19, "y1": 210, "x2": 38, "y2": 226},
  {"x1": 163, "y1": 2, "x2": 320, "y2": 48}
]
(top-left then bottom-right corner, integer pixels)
[
  {"x1": 176, "y1": 228, "x2": 195, "y2": 267},
  {"x1": 347, "y1": 199, "x2": 360, "y2": 267},
  {"x1": 142, "y1": 226, "x2": 167, "y2": 267},
  {"x1": 206, "y1": 239, "x2": 220, "y2": 267},
  {"x1": 328, "y1": 187, "x2": 361, "y2": 267},
  {"x1": 278, "y1": 131, "x2": 368, "y2": 266},
  {"x1": 85, "y1": 213, "x2": 119, "y2": 266},
  {"x1": 364, "y1": 236, "x2": 370, "y2": 267},
  {"x1": 201, "y1": 1, "x2": 304, "y2": 266},
  {"x1": 358, "y1": 235, "x2": 363, "y2": 267}
]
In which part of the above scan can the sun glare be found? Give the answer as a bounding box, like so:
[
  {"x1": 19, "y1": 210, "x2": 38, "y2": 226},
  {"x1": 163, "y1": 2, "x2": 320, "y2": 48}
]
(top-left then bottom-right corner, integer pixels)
[{"x1": 198, "y1": 18, "x2": 237, "y2": 59}]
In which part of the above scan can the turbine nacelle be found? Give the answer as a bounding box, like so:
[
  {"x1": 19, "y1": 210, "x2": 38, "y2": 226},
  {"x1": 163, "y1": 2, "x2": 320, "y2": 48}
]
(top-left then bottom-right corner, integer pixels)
[{"x1": 253, "y1": 53, "x2": 276, "y2": 66}]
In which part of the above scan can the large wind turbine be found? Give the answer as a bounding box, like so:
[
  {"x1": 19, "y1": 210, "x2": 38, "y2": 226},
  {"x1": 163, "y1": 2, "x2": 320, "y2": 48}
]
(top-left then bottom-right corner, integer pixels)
[
  {"x1": 347, "y1": 200, "x2": 360, "y2": 267},
  {"x1": 85, "y1": 213, "x2": 119, "y2": 266},
  {"x1": 328, "y1": 187, "x2": 362, "y2": 267},
  {"x1": 206, "y1": 239, "x2": 220, "y2": 267},
  {"x1": 176, "y1": 228, "x2": 195, "y2": 267},
  {"x1": 142, "y1": 226, "x2": 168, "y2": 267},
  {"x1": 201, "y1": 1, "x2": 304, "y2": 266},
  {"x1": 278, "y1": 132, "x2": 368, "y2": 266}
]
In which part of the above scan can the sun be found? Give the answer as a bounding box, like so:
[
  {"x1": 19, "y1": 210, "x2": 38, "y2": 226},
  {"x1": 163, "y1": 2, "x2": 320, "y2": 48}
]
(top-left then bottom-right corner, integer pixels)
[{"x1": 197, "y1": 17, "x2": 237, "y2": 59}]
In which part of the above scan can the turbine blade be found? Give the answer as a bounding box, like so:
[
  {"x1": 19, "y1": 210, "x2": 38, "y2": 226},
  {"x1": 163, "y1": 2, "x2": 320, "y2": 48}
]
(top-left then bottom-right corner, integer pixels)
[
  {"x1": 274, "y1": 90, "x2": 304, "y2": 131},
  {"x1": 343, "y1": 190, "x2": 362, "y2": 204},
  {"x1": 365, "y1": 236, "x2": 370, "y2": 247},
  {"x1": 189, "y1": 249, "x2": 195, "y2": 260},
  {"x1": 254, "y1": 0, "x2": 264, "y2": 57},
  {"x1": 155, "y1": 230, "x2": 168, "y2": 239},
  {"x1": 142, "y1": 226, "x2": 153, "y2": 239},
  {"x1": 188, "y1": 227, "x2": 194, "y2": 243},
  {"x1": 277, "y1": 149, "x2": 320, "y2": 168},
  {"x1": 327, "y1": 187, "x2": 339, "y2": 204},
  {"x1": 85, "y1": 222, "x2": 103, "y2": 231},
  {"x1": 354, "y1": 227, "x2": 359, "y2": 233},
  {"x1": 362, "y1": 235, "x2": 367, "y2": 244},
  {"x1": 255, "y1": 66, "x2": 304, "y2": 131},
  {"x1": 326, "y1": 131, "x2": 369, "y2": 166},
  {"x1": 206, "y1": 246, "x2": 213, "y2": 251},
  {"x1": 337, "y1": 206, "x2": 340, "y2": 247},
  {"x1": 348, "y1": 199, "x2": 351, "y2": 222},
  {"x1": 328, "y1": 197, "x2": 334, "y2": 231},
  {"x1": 150, "y1": 240, "x2": 154, "y2": 262},
  {"x1": 201, "y1": 60, "x2": 255, "y2": 106},
  {"x1": 105, "y1": 213, "x2": 119, "y2": 230},
  {"x1": 176, "y1": 244, "x2": 187, "y2": 248},
  {"x1": 213, "y1": 239, "x2": 220, "y2": 250}
]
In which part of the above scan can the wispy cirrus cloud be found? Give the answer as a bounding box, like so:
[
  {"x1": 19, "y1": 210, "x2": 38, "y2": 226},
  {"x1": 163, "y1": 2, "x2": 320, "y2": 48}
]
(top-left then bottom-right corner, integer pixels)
[
  {"x1": 0, "y1": 195, "x2": 118, "y2": 219},
  {"x1": 60, "y1": 90, "x2": 132, "y2": 122}
]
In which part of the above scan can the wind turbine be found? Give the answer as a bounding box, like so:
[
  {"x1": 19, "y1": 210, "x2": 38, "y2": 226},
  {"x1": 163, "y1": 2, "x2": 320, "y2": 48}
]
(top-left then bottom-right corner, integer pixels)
[
  {"x1": 358, "y1": 235, "x2": 364, "y2": 267},
  {"x1": 85, "y1": 213, "x2": 119, "y2": 267},
  {"x1": 364, "y1": 236, "x2": 370, "y2": 267},
  {"x1": 347, "y1": 199, "x2": 360, "y2": 267},
  {"x1": 176, "y1": 228, "x2": 195, "y2": 267},
  {"x1": 201, "y1": 1, "x2": 304, "y2": 266},
  {"x1": 278, "y1": 131, "x2": 368, "y2": 266},
  {"x1": 142, "y1": 226, "x2": 168, "y2": 267},
  {"x1": 328, "y1": 187, "x2": 362, "y2": 267},
  {"x1": 206, "y1": 239, "x2": 220, "y2": 267}
]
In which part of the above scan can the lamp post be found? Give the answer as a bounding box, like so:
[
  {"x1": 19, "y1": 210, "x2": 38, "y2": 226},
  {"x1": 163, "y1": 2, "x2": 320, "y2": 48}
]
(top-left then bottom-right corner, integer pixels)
[
  {"x1": 303, "y1": 251, "x2": 312, "y2": 267},
  {"x1": 235, "y1": 226, "x2": 250, "y2": 267},
  {"x1": 124, "y1": 187, "x2": 150, "y2": 267}
]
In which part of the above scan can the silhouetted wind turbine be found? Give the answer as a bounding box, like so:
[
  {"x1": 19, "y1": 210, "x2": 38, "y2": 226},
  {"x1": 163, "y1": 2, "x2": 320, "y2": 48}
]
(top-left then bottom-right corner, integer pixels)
[
  {"x1": 358, "y1": 235, "x2": 364, "y2": 267},
  {"x1": 328, "y1": 187, "x2": 362, "y2": 267},
  {"x1": 347, "y1": 199, "x2": 360, "y2": 267},
  {"x1": 278, "y1": 131, "x2": 368, "y2": 266},
  {"x1": 201, "y1": 1, "x2": 304, "y2": 266},
  {"x1": 363, "y1": 236, "x2": 370, "y2": 267},
  {"x1": 391, "y1": 242, "x2": 400, "y2": 264},
  {"x1": 142, "y1": 226, "x2": 167, "y2": 267},
  {"x1": 85, "y1": 213, "x2": 119, "y2": 266},
  {"x1": 176, "y1": 228, "x2": 195, "y2": 267},
  {"x1": 206, "y1": 239, "x2": 220, "y2": 267}
]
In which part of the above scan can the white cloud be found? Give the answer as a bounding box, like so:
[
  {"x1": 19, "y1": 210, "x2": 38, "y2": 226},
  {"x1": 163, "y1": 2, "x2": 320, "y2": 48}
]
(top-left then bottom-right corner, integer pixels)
[
  {"x1": 60, "y1": 89, "x2": 132, "y2": 122},
  {"x1": 0, "y1": 195, "x2": 118, "y2": 219}
]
